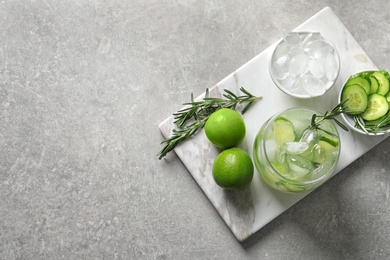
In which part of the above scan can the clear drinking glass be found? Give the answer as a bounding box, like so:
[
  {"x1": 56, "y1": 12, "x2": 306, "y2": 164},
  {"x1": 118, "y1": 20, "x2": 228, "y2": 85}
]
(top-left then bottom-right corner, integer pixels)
[{"x1": 253, "y1": 107, "x2": 341, "y2": 193}]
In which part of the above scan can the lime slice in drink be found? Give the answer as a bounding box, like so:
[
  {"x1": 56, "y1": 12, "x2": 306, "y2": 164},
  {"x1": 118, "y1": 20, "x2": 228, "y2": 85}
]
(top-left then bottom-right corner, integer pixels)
[{"x1": 273, "y1": 116, "x2": 296, "y2": 146}]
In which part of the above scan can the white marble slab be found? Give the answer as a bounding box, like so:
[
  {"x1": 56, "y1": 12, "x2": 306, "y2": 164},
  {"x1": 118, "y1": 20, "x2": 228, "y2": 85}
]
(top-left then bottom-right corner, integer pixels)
[{"x1": 158, "y1": 7, "x2": 389, "y2": 241}]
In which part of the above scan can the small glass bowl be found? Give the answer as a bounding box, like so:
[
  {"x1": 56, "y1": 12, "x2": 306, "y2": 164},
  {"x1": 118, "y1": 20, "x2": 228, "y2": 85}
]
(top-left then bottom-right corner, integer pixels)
[
  {"x1": 338, "y1": 70, "x2": 390, "y2": 136},
  {"x1": 269, "y1": 31, "x2": 340, "y2": 99}
]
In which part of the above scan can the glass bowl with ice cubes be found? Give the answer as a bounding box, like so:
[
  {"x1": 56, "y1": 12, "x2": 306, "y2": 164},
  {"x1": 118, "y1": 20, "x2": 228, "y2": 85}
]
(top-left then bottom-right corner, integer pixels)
[
  {"x1": 270, "y1": 32, "x2": 340, "y2": 98},
  {"x1": 253, "y1": 107, "x2": 340, "y2": 193}
]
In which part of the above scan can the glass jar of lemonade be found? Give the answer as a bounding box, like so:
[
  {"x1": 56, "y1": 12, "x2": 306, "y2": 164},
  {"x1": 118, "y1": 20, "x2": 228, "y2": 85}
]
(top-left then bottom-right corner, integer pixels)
[{"x1": 253, "y1": 107, "x2": 340, "y2": 193}]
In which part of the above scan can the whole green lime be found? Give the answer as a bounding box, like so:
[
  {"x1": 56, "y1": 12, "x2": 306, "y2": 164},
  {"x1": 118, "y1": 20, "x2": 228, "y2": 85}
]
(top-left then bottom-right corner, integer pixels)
[
  {"x1": 212, "y1": 147, "x2": 254, "y2": 189},
  {"x1": 204, "y1": 108, "x2": 246, "y2": 149}
]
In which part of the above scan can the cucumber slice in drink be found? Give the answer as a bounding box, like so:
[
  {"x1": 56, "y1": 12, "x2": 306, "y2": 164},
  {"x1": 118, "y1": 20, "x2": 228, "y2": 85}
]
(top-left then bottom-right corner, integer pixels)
[
  {"x1": 318, "y1": 139, "x2": 336, "y2": 152},
  {"x1": 346, "y1": 76, "x2": 370, "y2": 94},
  {"x1": 341, "y1": 84, "x2": 368, "y2": 114},
  {"x1": 312, "y1": 134, "x2": 338, "y2": 161},
  {"x1": 372, "y1": 71, "x2": 390, "y2": 96},
  {"x1": 361, "y1": 94, "x2": 389, "y2": 121},
  {"x1": 319, "y1": 135, "x2": 339, "y2": 147},
  {"x1": 276, "y1": 180, "x2": 306, "y2": 192},
  {"x1": 316, "y1": 139, "x2": 337, "y2": 164},
  {"x1": 273, "y1": 117, "x2": 296, "y2": 146}
]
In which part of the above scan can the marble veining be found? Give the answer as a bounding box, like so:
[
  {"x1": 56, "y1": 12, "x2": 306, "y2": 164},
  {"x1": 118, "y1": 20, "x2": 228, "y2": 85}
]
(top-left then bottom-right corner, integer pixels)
[{"x1": 159, "y1": 7, "x2": 389, "y2": 241}]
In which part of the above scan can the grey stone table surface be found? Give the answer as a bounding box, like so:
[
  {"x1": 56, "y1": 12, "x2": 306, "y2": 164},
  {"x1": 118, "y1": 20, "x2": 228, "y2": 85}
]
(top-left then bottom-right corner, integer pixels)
[{"x1": 0, "y1": 1, "x2": 389, "y2": 259}]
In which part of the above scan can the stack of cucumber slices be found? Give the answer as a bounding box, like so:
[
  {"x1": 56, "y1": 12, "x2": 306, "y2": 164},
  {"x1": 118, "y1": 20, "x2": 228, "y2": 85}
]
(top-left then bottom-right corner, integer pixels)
[{"x1": 341, "y1": 70, "x2": 390, "y2": 134}]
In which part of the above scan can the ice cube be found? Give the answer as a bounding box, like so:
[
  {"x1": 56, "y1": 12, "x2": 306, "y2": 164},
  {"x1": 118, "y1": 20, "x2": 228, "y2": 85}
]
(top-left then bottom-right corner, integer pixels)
[
  {"x1": 325, "y1": 52, "x2": 338, "y2": 82},
  {"x1": 285, "y1": 142, "x2": 309, "y2": 155},
  {"x1": 288, "y1": 52, "x2": 309, "y2": 77},
  {"x1": 272, "y1": 55, "x2": 290, "y2": 80},
  {"x1": 296, "y1": 74, "x2": 326, "y2": 96},
  {"x1": 299, "y1": 128, "x2": 319, "y2": 144},
  {"x1": 276, "y1": 144, "x2": 287, "y2": 164},
  {"x1": 311, "y1": 163, "x2": 324, "y2": 176},
  {"x1": 304, "y1": 39, "x2": 333, "y2": 59},
  {"x1": 273, "y1": 42, "x2": 289, "y2": 58},
  {"x1": 311, "y1": 161, "x2": 331, "y2": 177},
  {"x1": 279, "y1": 74, "x2": 297, "y2": 91},
  {"x1": 299, "y1": 128, "x2": 320, "y2": 156},
  {"x1": 265, "y1": 139, "x2": 278, "y2": 161},
  {"x1": 285, "y1": 154, "x2": 313, "y2": 179},
  {"x1": 288, "y1": 46, "x2": 305, "y2": 57},
  {"x1": 308, "y1": 58, "x2": 325, "y2": 78},
  {"x1": 311, "y1": 143, "x2": 326, "y2": 164},
  {"x1": 283, "y1": 32, "x2": 302, "y2": 46},
  {"x1": 302, "y1": 32, "x2": 322, "y2": 47}
]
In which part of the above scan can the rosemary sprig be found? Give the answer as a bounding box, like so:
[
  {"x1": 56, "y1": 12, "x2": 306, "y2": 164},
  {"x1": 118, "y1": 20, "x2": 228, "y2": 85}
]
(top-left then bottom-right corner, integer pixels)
[
  {"x1": 158, "y1": 87, "x2": 261, "y2": 159},
  {"x1": 158, "y1": 118, "x2": 208, "y2": 160},
  {"x1": 173, "y1": 87, "x2": 261, "y2": 128},
  {"x1": 309, "y1": 99, "x2": 350, "y2": 134},
  {"x1": 353, "y1": 113, "x2": 390, "y2": 134}
]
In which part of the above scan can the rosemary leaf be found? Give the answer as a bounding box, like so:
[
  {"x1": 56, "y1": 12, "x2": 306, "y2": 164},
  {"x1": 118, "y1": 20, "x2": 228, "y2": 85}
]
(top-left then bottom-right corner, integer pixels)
[
  {"x1": 334, "y1": 118, "x2": 349, "y2": 131},
  {"x1": 310, "y1": 100, "x2": 349, "y2": 132},
  {"x1": 352, "y1": 113, "x2": 390, "y2": 134}
]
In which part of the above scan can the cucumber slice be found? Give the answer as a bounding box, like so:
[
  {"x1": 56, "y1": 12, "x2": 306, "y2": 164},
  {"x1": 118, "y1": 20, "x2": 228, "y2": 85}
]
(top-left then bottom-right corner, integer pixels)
[
  {"x1": 363, "y1": 112, "x2": 389, "y2": 127},
  {"x1": 346, "y1": 76, "x2": 370, "y2": 94},
  {"x1": 318, "y1": 140, "x2": 337, "y2": 162},
  {"x1": 386, "y1": 91, "x2": 390, "y2": 103},
  {"x1": 341, "y1": 84, "x2": 368, "y2": 114},
  {"x1": 319, "y1": 135, "x2": 339, "y2": 147},
  {"x1": 273, "y1": 117, "x2": 296, "y2": 146},
  {"x1": 276, "y1": 180, "x2": 306, "y2": 192},
  {"x1": 361, "y1": 94, "x2": 389, "y2": 121},
  {"x1": 369, "y1": 75, "x2": 379, "y2": 94},
  {"x1": 372, "y1": 71, "x2": 390, "y2": 96}
]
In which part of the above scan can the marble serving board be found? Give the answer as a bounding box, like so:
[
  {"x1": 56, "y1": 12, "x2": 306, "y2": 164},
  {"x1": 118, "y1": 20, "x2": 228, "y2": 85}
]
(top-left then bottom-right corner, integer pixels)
[{"x1": 159, "y1": 7, "x2": 389, "y2": 241}]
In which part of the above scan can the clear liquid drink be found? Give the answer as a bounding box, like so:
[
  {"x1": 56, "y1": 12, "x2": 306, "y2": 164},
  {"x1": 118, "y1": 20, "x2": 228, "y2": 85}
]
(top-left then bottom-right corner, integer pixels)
[{"x1": 253, "y1": 108, "x2": 340, "y2": 192}]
